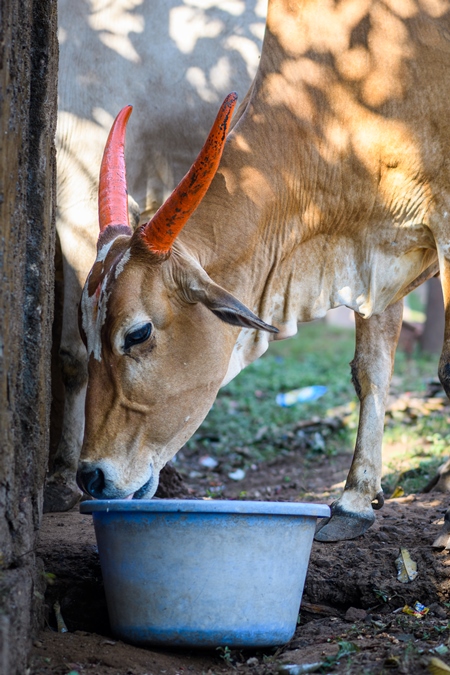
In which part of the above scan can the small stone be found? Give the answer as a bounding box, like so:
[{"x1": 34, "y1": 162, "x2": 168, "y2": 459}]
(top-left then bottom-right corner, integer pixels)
[
  {"x1": 373, "y1": 532, "x2": 389, "y2": 542},
  {"x1": 228, "y1": 469, "x2": 246, "y2": 481},
  {"x1": 430, "y1": 603, "x2": 448, "y2": 619},
  {"x1": 33, "y1": 640, "x2": 43, "y2": 648},
  {"x1": 246, "y1": 657, "x2": 258, "y2": 666},
  {"x1": 199, "y1": 456, "x2": 218, "y2": 469},
  {"x1": 345, "y1": 607, "x2": 367, "y2": 622}
]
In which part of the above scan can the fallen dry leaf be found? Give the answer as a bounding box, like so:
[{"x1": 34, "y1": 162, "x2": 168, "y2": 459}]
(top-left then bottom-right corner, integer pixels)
[
  {"x1": 428, "y1": 656, "x2": 450, "y2": 674},
  {"x1": 395, "y1": 548, "x2": 418, "y2": 583}
]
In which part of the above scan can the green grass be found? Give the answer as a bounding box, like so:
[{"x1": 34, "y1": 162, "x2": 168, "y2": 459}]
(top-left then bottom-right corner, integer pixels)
[
  {"x1": 381, "y1": 409, "x2": 450, "y2": 494},
  {"x1": 186, "y1": 322, "x2": 356, "y2": 467},
  {"x1": 382, "y1": 347, "x2": 449, "y2": 493},
  {"x1": 187, "y1": 321, "x2": 449, "y2": 494},
  {"x1": 392, "y1": 348, "x2": 438, "y2": 394}
]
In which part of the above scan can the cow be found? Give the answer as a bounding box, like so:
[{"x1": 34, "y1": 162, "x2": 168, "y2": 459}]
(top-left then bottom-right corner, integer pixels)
[
  {"x1": 46, "y1": 0, "x2": 267, "y2": 512},
  {"x1": 76, "y1": 0, "x2": 450, "y2": 543}
]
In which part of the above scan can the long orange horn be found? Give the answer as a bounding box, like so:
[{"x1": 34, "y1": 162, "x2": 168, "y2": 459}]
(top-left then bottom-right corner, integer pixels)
[
  {"x1": 98, "y1": 105, "x2": 133, "y2": 232},
  {"x1": 140, "y1": 92, "x2": 238, "y2": 254}
]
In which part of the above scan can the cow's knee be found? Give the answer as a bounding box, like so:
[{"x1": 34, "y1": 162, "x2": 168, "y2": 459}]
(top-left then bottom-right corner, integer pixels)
[
  {"x1": 350, "y1": 352, "x2": 391, "y2": 400},
  {"x1": 350, "y1": 358, "x2": 363, "y2": 400},
  {"x1": 59, "y1": 348, "x2": 88, "y2": 393},
  {"x1": 438, "y1": 356, "x2": 450, "y2": 399}
]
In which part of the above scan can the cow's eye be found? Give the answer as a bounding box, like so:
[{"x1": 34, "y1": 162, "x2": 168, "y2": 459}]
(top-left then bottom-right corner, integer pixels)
[{"x1": 124, "y1": 323, "x2": 152, "y2": 351}]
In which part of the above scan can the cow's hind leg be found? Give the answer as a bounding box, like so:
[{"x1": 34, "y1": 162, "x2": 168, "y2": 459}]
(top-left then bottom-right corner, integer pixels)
[{"x1": 315, "y1": 300, "x2": 403, "y2": 542}]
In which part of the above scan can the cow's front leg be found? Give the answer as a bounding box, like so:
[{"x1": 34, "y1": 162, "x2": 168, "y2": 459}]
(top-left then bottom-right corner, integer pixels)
[
  {"x1": 315, "y1": 300, "x2": 403, "y2": 542},
  {"x1": 44, "y1": 347, "x2": 87, "y2": 512},
  {"x1": 430, "y1": 257, "x2": 450, "y2": 548}
]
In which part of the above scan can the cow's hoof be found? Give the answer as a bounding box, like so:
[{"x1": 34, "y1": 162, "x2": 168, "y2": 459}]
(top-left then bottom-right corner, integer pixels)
[
  {"x1": 43, "y1": 481, "x2": 81, "y2": 513},
  {"x1": 432, "y1": 510, "x2": 450, "y2": 549},
  {"x1": 314, "y1": 503, "x2": 375, "y2": 542},
  {"x1": 423, "y1": 458, "x2": 450, "y2": 493}
]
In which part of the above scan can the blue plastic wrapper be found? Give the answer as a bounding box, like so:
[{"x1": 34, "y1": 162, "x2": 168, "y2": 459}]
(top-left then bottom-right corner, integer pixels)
[{"x1": 276, "y1": 385, "x2": 328, "y2": 407}]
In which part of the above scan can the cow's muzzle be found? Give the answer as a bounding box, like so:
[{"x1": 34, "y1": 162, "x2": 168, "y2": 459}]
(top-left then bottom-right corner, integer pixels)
[
  {"x1": 76, "y1": 466, "x2": 106, "y2": 499},
  {"x1": 76, "y1": 460, "x2": 156, "y2": 500},
  {"x1": 133, "y1": 476, "x2": 152, "y2": 499}
]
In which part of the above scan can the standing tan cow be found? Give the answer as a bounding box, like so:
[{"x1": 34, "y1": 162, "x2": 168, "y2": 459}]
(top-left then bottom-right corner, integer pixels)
[
  {"x1": 46, "y1": 0, "x2": 267, "y2": 511},
  {"x1": 76, "y1": 0, "x2": 450, "y2": 542}
]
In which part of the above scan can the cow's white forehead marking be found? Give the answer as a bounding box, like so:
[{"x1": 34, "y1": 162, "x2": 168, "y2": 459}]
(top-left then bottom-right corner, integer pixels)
[
  {"x1": 82, "y1": 272, "x2": 111, "y2": 362},
  {"x1": 96, "y1": 238, "x2": 115, "y2": 263},
  {"x1": 82, "y1": 238, "x2": 131, "y2": 362},
  {"x1": 115, "y1": 247, "x2": 131, "y2": 278}
]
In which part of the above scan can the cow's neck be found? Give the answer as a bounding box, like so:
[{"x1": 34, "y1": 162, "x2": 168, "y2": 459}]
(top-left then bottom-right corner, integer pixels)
[{"x1": 182, "y1": 2, "x2": 320, "y2": 297}]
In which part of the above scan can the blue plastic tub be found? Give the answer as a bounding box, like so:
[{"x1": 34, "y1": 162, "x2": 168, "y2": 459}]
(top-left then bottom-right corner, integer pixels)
[{"x1": 80, "y1": 499, "x2": 330, "y2": 648}]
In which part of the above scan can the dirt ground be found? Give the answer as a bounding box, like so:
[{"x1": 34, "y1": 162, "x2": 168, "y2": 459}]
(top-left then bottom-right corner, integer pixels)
[{"x1": 30, "y1": 441, "x2": 450, "y2": 675}]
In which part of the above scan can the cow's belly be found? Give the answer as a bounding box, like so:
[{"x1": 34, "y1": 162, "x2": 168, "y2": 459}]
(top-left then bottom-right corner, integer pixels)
[
  {"x1": 267, "y1": 232, "x2": 437, "y2": 324},
  {"x1": 299, "y1": 247, "x2": 437, "y2": 321},
  {"x1": 221, "y1": 238, "x2": 437, "y2": 386}
]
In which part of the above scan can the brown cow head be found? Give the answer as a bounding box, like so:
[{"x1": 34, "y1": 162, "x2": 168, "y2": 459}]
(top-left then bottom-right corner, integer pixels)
[{"x1": 76, "y1": 95, "x2": 277, "y2": 499}]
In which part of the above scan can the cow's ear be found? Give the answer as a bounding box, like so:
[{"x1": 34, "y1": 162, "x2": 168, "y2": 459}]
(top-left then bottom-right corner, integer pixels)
[
  {"x1": 128, "y1": 195, "x2": 141, "y2": 231},
  {"x1": 186, "y1": 275, "x2": 278, "y2": 334}
]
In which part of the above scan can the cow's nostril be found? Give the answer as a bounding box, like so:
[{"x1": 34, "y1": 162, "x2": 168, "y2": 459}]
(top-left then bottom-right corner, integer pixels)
[{"x1": 77, "y1": 467, "x2": 105, "y2": 498}]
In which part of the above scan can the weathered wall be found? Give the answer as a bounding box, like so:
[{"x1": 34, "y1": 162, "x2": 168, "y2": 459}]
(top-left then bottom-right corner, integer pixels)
[{"x1": 0, "y1": 0, "x2": 58, "y2": 672}]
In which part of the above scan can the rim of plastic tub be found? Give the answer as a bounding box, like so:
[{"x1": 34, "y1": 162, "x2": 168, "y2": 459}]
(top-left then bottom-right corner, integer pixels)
[{"x1": 80, "y1": 499, "x2": 330, "y2": 517}]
